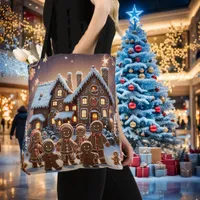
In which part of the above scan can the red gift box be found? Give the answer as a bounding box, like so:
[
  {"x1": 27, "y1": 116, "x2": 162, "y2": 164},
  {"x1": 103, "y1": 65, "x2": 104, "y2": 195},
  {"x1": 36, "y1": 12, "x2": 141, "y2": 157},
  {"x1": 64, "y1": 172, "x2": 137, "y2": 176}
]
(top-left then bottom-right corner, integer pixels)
[
  {"x1": 161, "y1": 153, "x2": 172, "y2": 160},
  {"x1": 136, "y1": 166, "x2": 149, "y2": 178},
  {"x1": 130, "y1": 154, "x2": 140, "y2": 167},
  {"x1": 162, "y1": 159, "x2": 179, "y2": 176}
]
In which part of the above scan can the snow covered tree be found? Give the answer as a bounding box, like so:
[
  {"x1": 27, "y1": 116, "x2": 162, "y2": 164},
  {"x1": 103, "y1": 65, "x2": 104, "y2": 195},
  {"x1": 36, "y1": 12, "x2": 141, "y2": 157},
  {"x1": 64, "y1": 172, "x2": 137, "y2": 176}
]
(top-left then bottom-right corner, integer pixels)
[{"x1": 115, "y1": 5, "x2": 180, "y2": 151}]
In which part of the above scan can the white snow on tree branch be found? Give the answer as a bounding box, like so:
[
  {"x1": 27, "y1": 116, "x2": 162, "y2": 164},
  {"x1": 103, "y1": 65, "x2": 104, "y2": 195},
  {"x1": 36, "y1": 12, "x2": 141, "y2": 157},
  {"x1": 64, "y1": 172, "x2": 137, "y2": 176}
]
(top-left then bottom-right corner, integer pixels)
[{"x1": 0, "y1": 53, "x2": 28, "y2": 77}]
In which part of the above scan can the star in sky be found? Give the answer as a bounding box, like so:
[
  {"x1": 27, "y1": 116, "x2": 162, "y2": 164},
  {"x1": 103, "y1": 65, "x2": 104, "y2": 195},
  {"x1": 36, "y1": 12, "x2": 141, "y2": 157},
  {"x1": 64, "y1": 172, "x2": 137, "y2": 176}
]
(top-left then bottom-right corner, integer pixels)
[{"x1": 126, "y1": 4, "x2": 143, "y2": 22}]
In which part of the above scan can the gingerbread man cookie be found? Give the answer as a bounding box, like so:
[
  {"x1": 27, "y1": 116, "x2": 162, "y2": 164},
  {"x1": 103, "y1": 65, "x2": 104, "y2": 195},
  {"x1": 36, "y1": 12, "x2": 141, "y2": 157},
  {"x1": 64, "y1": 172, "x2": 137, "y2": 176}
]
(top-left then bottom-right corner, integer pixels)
[
  {"x1": 75, "y1": 124, "x2": 87, "y2": 160},
  {"x1": 88, "y1": 120, "x2": 110, "y2": 164},
  {"x1": 79, "y1": 141, "x2": 99, "y2": 167},
  {"x1": 111, "y1": 151, "x2": 120, "y2": 165},
  {"x1": 39, "y1": 139, "x2": 62, "y2": 171},
  {"x1": 28, "y1": 129, "x2": 43, "y2": 168},
  {"x1": 56, "y1": 124, "x2": 78, "y2": 166}
]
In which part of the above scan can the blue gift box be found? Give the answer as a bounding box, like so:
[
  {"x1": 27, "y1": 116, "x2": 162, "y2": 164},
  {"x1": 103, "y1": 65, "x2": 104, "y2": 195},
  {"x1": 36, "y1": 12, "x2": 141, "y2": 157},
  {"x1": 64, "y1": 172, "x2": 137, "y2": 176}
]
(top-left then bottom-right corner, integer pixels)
[
  {"x1": 148, "y1": 164, "x2": 155, "y2": 177},
  {"x1": 188, "y1": 154, "x2": 198, "y2": 163},
  {"x1": 140, "y1": 153, "x2": 152, "y2": 165},
  {"x1": 130, "y1": 167, "x2": 136, "y2": 176},
  {"x1": 155, "y1": 169, "x2": 167, "y2": 177},
  {"x1": 196, "y1": 166, "x2": 200, "y2": 177}
]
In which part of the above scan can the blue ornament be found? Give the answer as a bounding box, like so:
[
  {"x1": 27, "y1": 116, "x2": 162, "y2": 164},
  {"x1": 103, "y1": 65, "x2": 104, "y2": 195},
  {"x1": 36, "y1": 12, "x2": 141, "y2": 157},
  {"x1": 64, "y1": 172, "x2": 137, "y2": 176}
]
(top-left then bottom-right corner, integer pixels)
[{"x1": 126, "y1": 4, "x2": 143, "y2": 23}]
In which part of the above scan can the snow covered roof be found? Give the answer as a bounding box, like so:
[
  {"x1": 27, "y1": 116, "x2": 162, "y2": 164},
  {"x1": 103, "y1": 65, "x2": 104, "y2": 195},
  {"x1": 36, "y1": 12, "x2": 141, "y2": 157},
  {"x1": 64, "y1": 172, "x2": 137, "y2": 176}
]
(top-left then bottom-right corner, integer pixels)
[
  {"x1": 30, "y1": 114, "x2": 45, "y2": 123},
  {"x1": 64, "y1": 94, "x2": 74, "y2": 104},
  {"x1": 64, "y1": 67, "x2": 114, "y2": 104},
  {"x1": 31, "y1": 80, "x2": 56, "y2": 109},
  {"x1": 56, "y1": 74, "x2": 73, "y2": 93},
  {"x1": 54, "y1": 111, "x2": 74, "y2": 120},
  {"x1": 31, "y1": 74, "x2": 73, "y2": 109}
]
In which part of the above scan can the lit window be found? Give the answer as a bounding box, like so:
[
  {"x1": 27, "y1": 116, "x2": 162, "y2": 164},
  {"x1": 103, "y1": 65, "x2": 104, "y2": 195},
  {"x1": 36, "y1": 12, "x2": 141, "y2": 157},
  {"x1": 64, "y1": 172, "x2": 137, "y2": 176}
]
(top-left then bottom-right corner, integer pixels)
[
  {"x1": 53, "y1": 101, "x2": 57, "y2": 106},
  {"x1": 100, "y1": 98, "x2": 106, "y2": 105},
  {"x1": 102, "y1": 109, "x2": 107, "y2": 117},
  {"x1": 82, "y1": 97, "x2": 88, "y2": 105},
  {"x1": 91, "y1": 85, "x2": 98, "y2": 94},
  {"x1": 58, "y1": 120, "x2": 62, "y2": 126},
  {"x1": 81, "y1": 110, "x2": 87, "y2": 118},
  {"x1": 73, "y1": 116, "x2": 77, "y2": 122},
  {"x1": 57, "y1": 89, "x2": 63, "y2": 97},
  {"x1": 72, "y1": 105, "x2": 77, "y2": 111},
  {"x1": 92, "y1": 113, "x2": 98, "y2": 121},
  {"x1": 51, "y1": 118, "x2": 55, "y2": 125},
  {"x1": 36, "y1": 122, "x2": 40, "y2": 129},
  {"x1": 65, "y1": 105, "x2": 69, "y2": 111}
]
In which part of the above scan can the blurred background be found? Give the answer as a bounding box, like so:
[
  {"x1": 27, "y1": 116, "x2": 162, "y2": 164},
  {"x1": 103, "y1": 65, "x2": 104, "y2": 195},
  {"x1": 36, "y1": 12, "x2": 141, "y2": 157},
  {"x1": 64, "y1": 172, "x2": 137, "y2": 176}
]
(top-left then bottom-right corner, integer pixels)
[{"x1": 1, "y1": 0, "x2": 200, "y2": 148}]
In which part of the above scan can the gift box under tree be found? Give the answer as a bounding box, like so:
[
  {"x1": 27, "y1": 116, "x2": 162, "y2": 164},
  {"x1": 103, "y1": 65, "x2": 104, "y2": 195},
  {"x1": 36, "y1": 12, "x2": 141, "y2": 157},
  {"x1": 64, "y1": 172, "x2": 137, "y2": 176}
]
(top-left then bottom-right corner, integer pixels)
[
  {"x1": 161, "y1": 153, "x2": 172, "y2": 160},
  {"x1": 188, "y1": 154, "x2": 198, "y2": 175},
  {"x1": 136, "y1": 164, "x2": 149, "y2": 178},
  {"x1": 130, "y1": 153, "x2": 140, "y2": 167},
  {"x1": 196, "y1": 154, "x2": 200, "y2": 177},
  {"x1": 148, "y1": 164, "x2": 155, "y2": 177},
  {"x1": 180, "y1": 162, "x2": 192, "y2": 177},
  {"x1": 150, "y1": 147, "x2": 161, "y2": 164},
  {"x1": 155, "y1": 169, "x2": 167, "y2": 177},
  {"x1": 161, "y1": 159, "x2": 178, "y2": 176},
  {"x1": 139, "y1": 147, "x2": 152, "y2": 164}
]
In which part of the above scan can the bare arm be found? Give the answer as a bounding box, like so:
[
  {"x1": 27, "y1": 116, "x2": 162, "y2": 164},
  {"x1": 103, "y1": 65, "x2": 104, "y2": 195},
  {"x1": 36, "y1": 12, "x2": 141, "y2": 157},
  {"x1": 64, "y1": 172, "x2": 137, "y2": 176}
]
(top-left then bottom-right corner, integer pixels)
[
  {"x1": 116, "y1": 104, "x2": 133, "y2": 166},
  {"x1": 73, "y1": 0, "x2": 112, "y2": 54}
]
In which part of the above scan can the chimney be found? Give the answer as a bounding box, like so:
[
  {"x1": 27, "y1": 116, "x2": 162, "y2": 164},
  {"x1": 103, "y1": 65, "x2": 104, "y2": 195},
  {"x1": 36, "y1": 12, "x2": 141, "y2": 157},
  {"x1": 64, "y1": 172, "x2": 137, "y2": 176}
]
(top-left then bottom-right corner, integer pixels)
[
  {"x1": 76, "y1": 71, "x2": 83, "y2": 87},
  {"x1": 101, "y1": 67, "x2": 109, "y2": 85},
  {"x1": 67, "y1": 72, "x2": 73, "y2": 91}
]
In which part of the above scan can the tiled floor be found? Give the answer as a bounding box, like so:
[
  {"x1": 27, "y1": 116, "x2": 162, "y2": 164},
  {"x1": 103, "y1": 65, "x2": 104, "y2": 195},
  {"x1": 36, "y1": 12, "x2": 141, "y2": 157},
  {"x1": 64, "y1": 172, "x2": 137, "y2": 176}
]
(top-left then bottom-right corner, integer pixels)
[{"x1": 0, "y1": 134, "x2": 200, "y2": 200}]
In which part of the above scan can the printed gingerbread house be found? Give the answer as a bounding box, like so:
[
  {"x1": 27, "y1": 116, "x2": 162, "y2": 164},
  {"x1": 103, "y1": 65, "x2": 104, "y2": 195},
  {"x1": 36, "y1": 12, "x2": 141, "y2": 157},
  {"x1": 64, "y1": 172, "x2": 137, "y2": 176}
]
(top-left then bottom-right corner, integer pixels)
[{"x1": 30, "y1": 67, "x2": 114, "y2": 132}]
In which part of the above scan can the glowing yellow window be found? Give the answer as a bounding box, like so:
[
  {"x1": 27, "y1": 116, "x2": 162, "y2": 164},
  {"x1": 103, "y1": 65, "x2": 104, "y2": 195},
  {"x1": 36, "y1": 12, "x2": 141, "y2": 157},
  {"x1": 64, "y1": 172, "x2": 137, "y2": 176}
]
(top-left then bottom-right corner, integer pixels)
[
  {"x1": 51, "y1": 118, "x2": 55, "y2": 125},
  {"x1": 65, "y1": 105, "x2": 69, "y2": 111},
  {"x1": 58, "y1": 120, "x2": 62, "y2": 126},
  {"x1": 72, "y1": 105, "x2": 77, "y2": 111},
  {"x1": 102, "y1": 109, "x2": 107, "y2": 117},
  {"x1": 82, "y1": 98, "x2": 88, "y2": 105},
  {"x1": 73, "y1": 116, "x2": 77, "y2": 122},
  {"x1": 81, "y1": 110, "x2": 87, "y2": 118},
  {"x1": 36, "y1": 122, "x2": 40, "y2": 129},
  {"x1": 53, "y1": 101, "x2": 57, "y2": 106},
  {"x1": 57, "y1": 89, "x2": 63, "y2": 97},
  {"x1": 92, "y1": 113, "x2": 98, "y2": 121},
  {"x1": 100, "y1": 98, "x2": 106, "y2": 105}
]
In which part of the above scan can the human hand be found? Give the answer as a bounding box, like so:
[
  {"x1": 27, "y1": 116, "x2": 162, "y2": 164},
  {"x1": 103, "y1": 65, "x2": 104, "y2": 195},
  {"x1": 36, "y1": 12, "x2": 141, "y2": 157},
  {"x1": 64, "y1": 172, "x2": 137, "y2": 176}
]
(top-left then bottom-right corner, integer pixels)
[{"x1": 120, "y1": 135, "x2": 133, "y2": 166}]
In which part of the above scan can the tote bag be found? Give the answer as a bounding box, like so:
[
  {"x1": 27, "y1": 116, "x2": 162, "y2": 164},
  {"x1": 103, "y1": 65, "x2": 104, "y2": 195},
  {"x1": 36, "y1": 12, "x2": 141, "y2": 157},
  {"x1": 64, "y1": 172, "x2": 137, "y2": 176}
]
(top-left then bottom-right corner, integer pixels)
[{"x1": 21, "y1": 6, "x2": 122, "y2": 175}]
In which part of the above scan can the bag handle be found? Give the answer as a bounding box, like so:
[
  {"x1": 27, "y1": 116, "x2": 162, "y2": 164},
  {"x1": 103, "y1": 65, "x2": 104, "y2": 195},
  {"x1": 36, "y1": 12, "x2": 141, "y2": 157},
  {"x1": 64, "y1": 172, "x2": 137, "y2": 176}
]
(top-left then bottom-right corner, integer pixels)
[{"x1": 41, "y1": 0, "x2": 54, "y2": 59}]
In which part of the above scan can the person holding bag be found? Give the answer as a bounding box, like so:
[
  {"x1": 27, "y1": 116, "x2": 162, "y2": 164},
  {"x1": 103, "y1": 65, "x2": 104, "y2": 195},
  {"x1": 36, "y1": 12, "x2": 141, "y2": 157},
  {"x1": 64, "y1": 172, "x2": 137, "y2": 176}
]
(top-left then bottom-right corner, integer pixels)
[{"x1": 39, "y1": 0, "x2": 142, "y2": 199}]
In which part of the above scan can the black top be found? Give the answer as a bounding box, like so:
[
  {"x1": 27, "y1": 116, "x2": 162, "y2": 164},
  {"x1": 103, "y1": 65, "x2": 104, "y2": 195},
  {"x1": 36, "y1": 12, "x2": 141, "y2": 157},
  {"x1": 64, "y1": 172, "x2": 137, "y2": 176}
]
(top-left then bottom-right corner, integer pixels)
[
  {"x1": 10, "y1": 107, "x2": 28, "y2": 139},
  {"x1": 43, "y1": 0, "x2": 116, "y2": 55}
]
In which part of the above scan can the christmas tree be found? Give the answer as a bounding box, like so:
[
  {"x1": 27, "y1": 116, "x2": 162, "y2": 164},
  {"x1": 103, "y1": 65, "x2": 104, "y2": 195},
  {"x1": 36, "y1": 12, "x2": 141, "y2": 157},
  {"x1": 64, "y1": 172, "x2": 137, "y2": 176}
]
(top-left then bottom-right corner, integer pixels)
[{"x1": 116, "y1": 5, "x2": 179, "y2": 151}]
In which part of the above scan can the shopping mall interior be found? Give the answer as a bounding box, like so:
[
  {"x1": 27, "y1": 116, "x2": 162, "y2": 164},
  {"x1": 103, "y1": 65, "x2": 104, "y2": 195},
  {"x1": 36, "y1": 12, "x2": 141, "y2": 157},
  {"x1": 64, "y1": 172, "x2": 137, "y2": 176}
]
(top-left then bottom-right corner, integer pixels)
[{"x1": 0, "y1": 0, "x2": 200, "y2": 199}]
